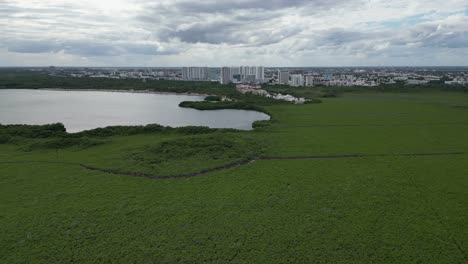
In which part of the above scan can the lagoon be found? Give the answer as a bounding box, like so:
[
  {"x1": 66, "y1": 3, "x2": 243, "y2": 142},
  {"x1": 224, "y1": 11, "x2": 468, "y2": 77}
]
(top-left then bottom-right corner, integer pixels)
[{"x1": 0, "y1": 89, "x2": 270, "y2": 132}]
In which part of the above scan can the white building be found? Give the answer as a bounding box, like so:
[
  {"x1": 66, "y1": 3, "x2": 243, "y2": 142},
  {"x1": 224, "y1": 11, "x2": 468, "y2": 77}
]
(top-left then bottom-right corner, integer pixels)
[
  {"x1": 240, "y1": 66, "x2": 255, "y2": 79},
  {"x1": 221, "y1": 66, "x2": 265, "y2": 84},
  {"x1": 278, "y1": 70, "x2": 289, "y2": 85},
  {"x1": 290, "y1": 74, "x2": 304, "y2": 87},
  {"x1": 305, "y1": 75, "x2": 315, "y2": 87},
  {"x1": 407, "y1": 79, "x2": 429, "y2": 85},
  {"x1": 244, "y1": 74, "x2": 257, "y2": 83},
  {"x1": 182, "y1": 67, "x2": 209, "y2": 81},
  {"x1": 240, "y1": 66, "x2": 264, "y2": 82}
]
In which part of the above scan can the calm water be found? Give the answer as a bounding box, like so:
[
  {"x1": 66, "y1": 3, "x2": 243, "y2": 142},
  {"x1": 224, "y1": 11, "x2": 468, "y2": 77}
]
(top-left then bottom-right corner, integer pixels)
[{"x1": 0, "y1": 89, "x2": 270, "y2": 132}]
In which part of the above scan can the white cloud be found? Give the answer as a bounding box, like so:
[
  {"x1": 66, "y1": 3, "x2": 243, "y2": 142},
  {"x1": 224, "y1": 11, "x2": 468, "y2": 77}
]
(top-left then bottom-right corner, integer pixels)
[{"x1": 0, "y1": 0, "x2": 467, "y2": 66}]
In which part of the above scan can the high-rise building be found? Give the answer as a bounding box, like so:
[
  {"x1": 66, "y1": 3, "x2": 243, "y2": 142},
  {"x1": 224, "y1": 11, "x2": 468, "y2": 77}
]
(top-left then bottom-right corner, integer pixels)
[
  {"x1": 290, "y1": 74, "x2": 304, "y2": 87},
  {"x1": 239, "y1": 66, "x2": 250, "y2": 80},
  {"x1": 220, "y1": 67, "x2": 231, "y2": 84},
  {"x1": 182, "y1": 67, "x2": 209, "y2": 81},
  {"x1": 305, "y1": 75, "x2": 314, "y2": 87},
  {"x1": 244, "y1": 74, "x2": 257, "y2": 83},
  {"x1": 278, "y1": 70, "x2": 290, "y2": 85},
  {"x1": 229, "y1": 67, "x2": 241, "y2": 83},
  {"x1": 221, "y1": 66, "x2": 265, "y2": 84},
  {"x1": 256, "y1": 66, "x2": 265, "y2": 81},
  {"x1": 239, "y1": 66, "x2": 264, "y2": 82}
]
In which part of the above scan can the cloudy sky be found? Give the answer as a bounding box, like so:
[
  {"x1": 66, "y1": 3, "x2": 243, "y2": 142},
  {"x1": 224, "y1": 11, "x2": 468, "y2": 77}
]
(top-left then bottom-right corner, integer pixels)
[{"x1": 1, "y1": 0, "x2": 468, "y2": 66}]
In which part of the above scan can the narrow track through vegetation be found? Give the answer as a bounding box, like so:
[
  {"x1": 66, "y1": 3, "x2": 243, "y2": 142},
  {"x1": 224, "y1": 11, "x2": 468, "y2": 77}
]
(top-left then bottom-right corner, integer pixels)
[{"x1": 1, "y1": 151, "x2": 464, "y2": 180}]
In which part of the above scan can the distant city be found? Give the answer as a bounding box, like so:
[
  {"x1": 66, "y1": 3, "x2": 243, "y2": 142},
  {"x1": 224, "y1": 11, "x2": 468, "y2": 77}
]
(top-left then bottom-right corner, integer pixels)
[{"x1": 36, "y1": 66, "x2": 468, "y2": 87}]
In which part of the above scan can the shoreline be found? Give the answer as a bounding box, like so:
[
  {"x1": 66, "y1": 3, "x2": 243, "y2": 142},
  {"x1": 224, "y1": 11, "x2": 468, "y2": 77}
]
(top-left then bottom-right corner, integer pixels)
[{"x1": 1, "y1": 87, "x2": 209, "y2": 97}]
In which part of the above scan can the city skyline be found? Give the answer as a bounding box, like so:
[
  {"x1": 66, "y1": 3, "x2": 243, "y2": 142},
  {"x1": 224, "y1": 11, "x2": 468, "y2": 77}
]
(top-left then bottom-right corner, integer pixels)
[{"x1": 1, "y1": 0, "x2": 468, "y2": 67}]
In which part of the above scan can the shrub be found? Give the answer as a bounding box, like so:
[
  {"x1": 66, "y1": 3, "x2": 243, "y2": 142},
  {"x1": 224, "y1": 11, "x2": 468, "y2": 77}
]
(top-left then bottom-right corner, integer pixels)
[
  {"x1": 25, "y1": 137, "x2": 107, "y2": 151},
  {"x1": 0, "y1": 123, "x2": 67, "y2": 138},
  {"x1": 304, "y1": 98, "x2": 323, "y2": 104},
  {"x1": 322, "y1": 93, "x2": 338, "y2": 98},
  {"x1": 0, "y1": 135, "x2": 11, "y2": 144},
  {"x1": 128, "y1": 133, "x2": 263, "y2": 165},
  {"x1": 252, "y1": 120, "x2": 271, "y2": 129},
  {"x1": 77, "y1": 124, "x2": 167, "y2": 137},
  {"x1": 179, "y1": 101, "x2": 271, "y2": 116},
  {"x1": 172, "y1": 126, "x2": 216, "y2": 135},
  {"x1": 204, "y1": 95, "x2": 222, "y2": 101}
]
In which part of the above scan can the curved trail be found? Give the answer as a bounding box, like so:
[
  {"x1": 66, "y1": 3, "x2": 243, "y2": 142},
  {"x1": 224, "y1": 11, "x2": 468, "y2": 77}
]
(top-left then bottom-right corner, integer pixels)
[{"x1": 0, "y1": 152, "x2": 464, "y2": 180}]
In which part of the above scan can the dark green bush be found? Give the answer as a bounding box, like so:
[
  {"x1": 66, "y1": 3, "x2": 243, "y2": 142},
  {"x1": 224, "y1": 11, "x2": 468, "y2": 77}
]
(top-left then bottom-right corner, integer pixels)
[
  {"x1": 77, "y1": 124, "x2": 167, "y2": 137},
  {"x1": 179, "y1": 101, "x2": 271, "y2": 116},
  {"x1": 78, "y1": 124, "x2": 220, "y2": 137},
  {"x1": 172, "y1": 126, "x2": 216, "y2": 135},
  {"x1": 0, "y1": 123, "x2": 66, "y2": 138},
  {"x1": 0, "y1": 135, "x2": 11, "y2": 144},
  {"x1": 25, "y1": 137, "x2": 107, "y2": 151},
  {"x1": 128, "y1": 133, "x2": 262, "y2": 165},
  {"x1": 304, "y1": 98, "x2": 323, "y2": 104},
  {"x1": 252, "y1": 120, "x2": 271, "y2": 129},
  {"x1": 204, "y1": 95, "x2": 222, "y2": 101}
]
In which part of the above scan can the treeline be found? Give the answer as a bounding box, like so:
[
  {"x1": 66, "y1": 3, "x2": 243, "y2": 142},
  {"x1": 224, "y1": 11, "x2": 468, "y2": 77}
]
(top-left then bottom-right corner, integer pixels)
[
  {"x1": 262, "y1": 85, "x2": 327, "y2": 99},
  {"x1": 0, "y1": 69, "x2": 237, "y2": 96},
  {"x1": 0, "y1": 123, "x2": 239, "y2": 141},
  {"x1": 179, "y1": 101, "x2": 271, "y2": 116},
  {"x1": 0, "y1": 123, "x2": 249, "y2": 150},
  {"x1": 321, "y1": 83, "x2": 468, "y2": 93},
  {"x1": 265, "y1": 82, "x2": 468, "y2": 98}
]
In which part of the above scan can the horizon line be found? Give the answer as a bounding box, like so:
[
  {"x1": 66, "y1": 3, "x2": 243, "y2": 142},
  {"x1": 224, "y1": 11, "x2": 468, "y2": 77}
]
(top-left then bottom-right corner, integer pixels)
[{"x1": 2, "y1": 66, "x2": 468, "y2": 68}]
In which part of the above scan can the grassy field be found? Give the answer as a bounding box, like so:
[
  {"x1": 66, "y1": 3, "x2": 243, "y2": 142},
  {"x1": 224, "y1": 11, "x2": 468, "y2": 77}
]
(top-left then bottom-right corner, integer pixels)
[{"x1": 1, "y1": 91, "x2": 467, "y2": 263}]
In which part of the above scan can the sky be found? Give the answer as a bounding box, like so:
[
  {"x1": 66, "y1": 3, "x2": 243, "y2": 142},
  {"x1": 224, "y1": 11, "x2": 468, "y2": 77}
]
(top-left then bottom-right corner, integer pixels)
[{"x1": 1, "y1": 0, "x2": 468, "y2": 67}]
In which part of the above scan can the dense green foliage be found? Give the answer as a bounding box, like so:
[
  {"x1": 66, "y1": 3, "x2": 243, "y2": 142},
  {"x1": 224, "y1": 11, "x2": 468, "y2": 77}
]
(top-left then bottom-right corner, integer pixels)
[
  {"x1": 0, "y1": 123, "x2": 237, "y2": 139},
  {"x1": 179, "y1": 101, "x2": 271, "y2": 116},
  {"x1": 264, "y1": 82, "x2": 468, "y2": 98},
  {"x1": 24, "y1": 137, "x2": 108, "y2": 151},
  {"x1": 1, "y1": 87, "x2": 468, "y2": 262},
  {"x1": 263, "y1": 85, "x2": 327, "y2": 99},
  {"x1": 75, "y1": 124, "x2": 228, "y2": 137},
  {"x1": 0, "y1": 69, "x2": 237, "y2": 96},
  {"x1": 126, "y1": 133, "x2": 263, "y2": 174},
  {"x1": 204, "y1": 95, "x2": 222, "y2": 101},
  {"x1": 0, "y1": 123, "x2": 66, "y2": 139}
]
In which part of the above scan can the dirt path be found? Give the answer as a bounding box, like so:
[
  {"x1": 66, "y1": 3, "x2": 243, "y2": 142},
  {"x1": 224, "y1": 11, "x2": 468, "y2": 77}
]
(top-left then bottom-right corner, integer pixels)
[{"x1": 0, "y1": 152, "x2": 464, "y2": 180}]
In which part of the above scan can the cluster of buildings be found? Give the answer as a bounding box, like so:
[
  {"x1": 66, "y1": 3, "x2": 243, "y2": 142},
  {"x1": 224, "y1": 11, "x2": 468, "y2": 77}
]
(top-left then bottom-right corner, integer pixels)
[
  {"x1": 220, "y1": 66, "x2": 265, "y2": 84},
  {"x1": 235, "y1": 84, "x2": 267, "y2": 96},
  {"x1": 180, "y1": 66, "x2": 266, "y2": 84},
  {"x1": 274, "y1": 70, "x2": 378, "y2": 87},
  {"x1": 45, "y1": 66, "x2": 468, "y2": 87},
  {"x1": 50, "y1": 68, "x2": 181, "y2": 81},
  {"x1": 236, "y1": 84, "x2": 306, "y2": 104},
  {"x1": 265, "y1": 68, "x2": 468, "y2": 87},
  {"x1": 181, "y1": 67, "x2": 209, "y2": 81},
  {"x1": 445, "y1": 78, "x2": 468, "y2": 85}
]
